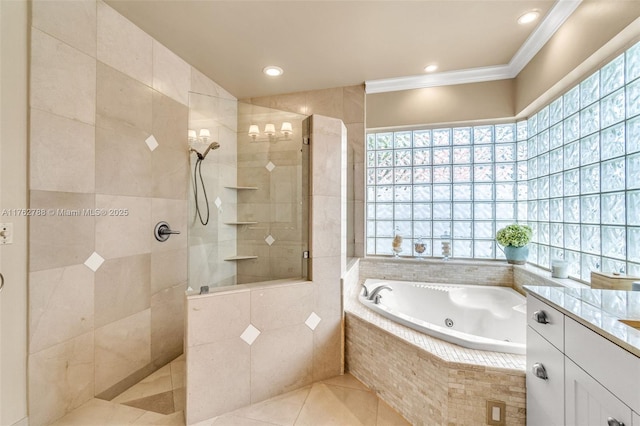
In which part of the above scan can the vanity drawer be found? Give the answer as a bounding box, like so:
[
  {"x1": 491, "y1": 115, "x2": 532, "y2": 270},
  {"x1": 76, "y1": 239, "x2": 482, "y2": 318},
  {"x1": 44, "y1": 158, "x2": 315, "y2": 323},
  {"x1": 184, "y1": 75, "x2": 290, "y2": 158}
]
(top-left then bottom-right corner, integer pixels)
[
  {"x1": 565, "y1": 317, "x2": 640, "y2": 413},
  {"x1": 527, "y1": 294, "x2": 564, "y2": 351}
]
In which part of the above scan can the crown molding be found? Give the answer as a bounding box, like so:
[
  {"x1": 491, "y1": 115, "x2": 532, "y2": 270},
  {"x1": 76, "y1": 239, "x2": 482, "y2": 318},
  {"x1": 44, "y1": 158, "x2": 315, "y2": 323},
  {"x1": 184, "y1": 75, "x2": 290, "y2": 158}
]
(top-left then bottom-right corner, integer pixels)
[
  {"x1": 509, "y1": 0, "x2": 582, "y2": 74},
  {"x1": 365, "y1": 0, "x2": 582, "y2": 94},
  {"x1": 365, "y1": 65, "x2": 512, "y2": 94}
]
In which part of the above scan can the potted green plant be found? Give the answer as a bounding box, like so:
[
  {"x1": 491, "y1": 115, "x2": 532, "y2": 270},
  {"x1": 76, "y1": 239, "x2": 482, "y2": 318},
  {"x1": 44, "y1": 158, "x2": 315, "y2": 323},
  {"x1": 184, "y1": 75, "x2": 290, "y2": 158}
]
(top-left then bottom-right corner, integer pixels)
[{"x1": 496, "y1": 224, "x2": 533, "y2": 265}]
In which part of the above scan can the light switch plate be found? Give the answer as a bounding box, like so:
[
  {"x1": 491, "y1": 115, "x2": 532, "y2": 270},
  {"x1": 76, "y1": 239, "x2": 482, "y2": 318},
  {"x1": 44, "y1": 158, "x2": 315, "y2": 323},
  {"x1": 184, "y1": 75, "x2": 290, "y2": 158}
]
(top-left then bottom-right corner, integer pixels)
[{"x1": 0, "y1": 223, "x2": 13, "y2": 244}]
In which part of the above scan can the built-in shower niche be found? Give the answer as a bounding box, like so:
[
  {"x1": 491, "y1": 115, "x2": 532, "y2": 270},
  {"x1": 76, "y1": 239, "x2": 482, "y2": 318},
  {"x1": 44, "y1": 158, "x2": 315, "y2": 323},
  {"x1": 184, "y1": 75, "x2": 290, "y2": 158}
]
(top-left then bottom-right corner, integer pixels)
[{"x1": 187, "y1": 92, "x2": 310, "y2": 290}]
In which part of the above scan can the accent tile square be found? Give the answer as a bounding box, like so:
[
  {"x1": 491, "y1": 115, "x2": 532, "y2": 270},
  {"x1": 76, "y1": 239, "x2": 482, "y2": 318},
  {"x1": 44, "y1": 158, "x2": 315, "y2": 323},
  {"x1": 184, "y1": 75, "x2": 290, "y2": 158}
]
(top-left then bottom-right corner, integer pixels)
[
  {"x1": 265, "y1": 235, "x2": 275, "y2": 246},
  {"x1": 305, "y1": 312, "x2": 322, "y2": 331},
  {"x1": 84, "y1": 251, "x2": 105, "y2": 272},
  {"x1": 145, "y1": 135, "x2": 159, "y2": 151},
  {"x1": 240, "y1": 324, "x2": 261, "y2": 345}
]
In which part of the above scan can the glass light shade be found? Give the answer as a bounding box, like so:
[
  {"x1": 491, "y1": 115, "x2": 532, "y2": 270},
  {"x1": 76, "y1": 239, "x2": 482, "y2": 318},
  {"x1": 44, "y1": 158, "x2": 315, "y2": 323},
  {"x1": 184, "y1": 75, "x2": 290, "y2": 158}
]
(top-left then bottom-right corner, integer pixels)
[
  {"x1": 248, "y1": 125, "x2": 260, "y2": 138},
  {"x1": 280, "y1": 122, "x2": 293, "y2": 136},
  {"x1": 188, "y1": 129, "x2": 197, "y2": 142},
  {"x1": 199, "y1": 128, "x2": 211, "y2": 142},
  {"x1": 264, "y1": 123, "x2": 276, "y2": 136}
]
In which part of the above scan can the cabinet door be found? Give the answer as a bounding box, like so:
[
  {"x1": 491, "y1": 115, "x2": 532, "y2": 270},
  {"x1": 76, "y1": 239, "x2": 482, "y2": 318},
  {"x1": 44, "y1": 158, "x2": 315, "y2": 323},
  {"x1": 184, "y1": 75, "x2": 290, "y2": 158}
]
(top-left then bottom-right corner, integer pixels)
[
  {"x1": 527, "y1": 326, "x2": 565, "y2": 426},
  {"x1": 565, "y1": 358, "x2": 632, "y2": 426},
  {"x1": 565, "y1": 317, "x2": 640, "y2": 413}
]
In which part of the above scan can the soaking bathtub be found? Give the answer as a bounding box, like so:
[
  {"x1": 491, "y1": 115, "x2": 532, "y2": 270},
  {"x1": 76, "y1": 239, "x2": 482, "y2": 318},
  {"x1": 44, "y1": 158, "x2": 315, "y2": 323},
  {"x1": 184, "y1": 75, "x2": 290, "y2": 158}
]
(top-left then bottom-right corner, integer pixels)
[{"x1": 359, "y1": 279, "x2": 526, "y2": 354}]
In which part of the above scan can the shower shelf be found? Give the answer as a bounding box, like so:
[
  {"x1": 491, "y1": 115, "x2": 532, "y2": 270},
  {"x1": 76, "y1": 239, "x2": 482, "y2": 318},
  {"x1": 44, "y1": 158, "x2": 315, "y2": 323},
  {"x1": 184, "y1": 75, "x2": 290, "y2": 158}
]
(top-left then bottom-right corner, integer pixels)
[
  {"x1": 224, "y1": 221, "x2": 258, "y2": 225},
  {"x1": 224, "y1": 186, "x2": 258, "y2": 190},
  {"x1": 224, "y1": 255, "x2": 258, "y2": 261}
]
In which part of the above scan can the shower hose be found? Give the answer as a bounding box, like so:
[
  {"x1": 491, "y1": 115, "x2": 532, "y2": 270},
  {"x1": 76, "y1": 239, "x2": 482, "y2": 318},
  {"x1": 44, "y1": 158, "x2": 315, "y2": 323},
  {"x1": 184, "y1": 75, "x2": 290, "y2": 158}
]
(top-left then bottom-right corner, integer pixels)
[{"x1": 193, "y1": 156, "x2": 210, "y2": 226}]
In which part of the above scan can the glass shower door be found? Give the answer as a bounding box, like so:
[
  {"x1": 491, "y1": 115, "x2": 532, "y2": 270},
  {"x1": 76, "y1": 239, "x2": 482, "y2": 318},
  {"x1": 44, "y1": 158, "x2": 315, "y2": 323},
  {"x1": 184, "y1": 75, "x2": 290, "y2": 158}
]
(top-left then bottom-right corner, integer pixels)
[{"x1": 187, "y1": 93, "x2": 309, "y2": 289}]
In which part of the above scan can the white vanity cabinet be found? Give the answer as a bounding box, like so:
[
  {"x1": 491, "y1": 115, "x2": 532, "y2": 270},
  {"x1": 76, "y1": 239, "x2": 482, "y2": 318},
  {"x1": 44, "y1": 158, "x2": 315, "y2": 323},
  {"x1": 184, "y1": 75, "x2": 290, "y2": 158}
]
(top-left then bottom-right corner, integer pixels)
[
  {"x1": 564, "y1": 317, "x2": 640, "y2": 418},
  {"x1": 526, "y1": 292, "x2": 640, "y2": 426},
  {"x1": 565, "y1": 358, "x2": 631, "y2": 426},
  {"x1": 527, "y1": 325, "x2": 565, "y2": 426}
]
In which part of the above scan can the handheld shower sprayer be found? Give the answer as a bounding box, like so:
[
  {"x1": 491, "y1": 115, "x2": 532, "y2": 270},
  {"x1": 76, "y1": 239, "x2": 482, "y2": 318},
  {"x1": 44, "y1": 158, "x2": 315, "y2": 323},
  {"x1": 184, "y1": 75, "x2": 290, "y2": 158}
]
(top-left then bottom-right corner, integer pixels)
[
  {"x1": 190, "y1": 141, "x2": 220, "y2": 226},
  {"x1": 190, "y1": 141, "x2": 220, "y2": 160}
]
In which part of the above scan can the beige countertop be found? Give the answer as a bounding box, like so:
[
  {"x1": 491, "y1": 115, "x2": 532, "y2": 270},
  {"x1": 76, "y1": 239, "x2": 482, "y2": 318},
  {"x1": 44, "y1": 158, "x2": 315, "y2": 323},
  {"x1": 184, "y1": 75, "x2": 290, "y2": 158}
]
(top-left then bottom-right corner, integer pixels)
[{"x1": 525, "y1": 285, "x2": 640, "y2": 358}]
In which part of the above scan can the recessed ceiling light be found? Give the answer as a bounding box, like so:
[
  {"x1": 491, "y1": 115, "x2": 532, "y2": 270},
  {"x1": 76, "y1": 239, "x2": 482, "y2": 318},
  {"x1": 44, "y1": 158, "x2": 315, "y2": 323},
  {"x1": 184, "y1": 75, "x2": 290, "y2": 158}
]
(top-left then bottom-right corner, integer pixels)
[
  {"x1": 518, "y1": 10, "x2": 540, "y2": 25},
  {"x1": 424, "y1": 64, "x2": 438, "y2": 73},
  {"x1": 263, "y1": 66, "x2": 283, "y2": 77}
]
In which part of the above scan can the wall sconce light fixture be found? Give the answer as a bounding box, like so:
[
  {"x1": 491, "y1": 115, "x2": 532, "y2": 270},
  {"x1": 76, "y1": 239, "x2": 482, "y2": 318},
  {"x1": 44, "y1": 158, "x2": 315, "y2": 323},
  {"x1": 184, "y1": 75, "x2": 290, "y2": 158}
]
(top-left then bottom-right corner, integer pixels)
[
  {"x1": 248, "y1": 125, "x2": 260, "y2": 139},
  {"x1": 188, "y1": 129, "x2": 212, "y2": 144},
  {"x1": 248, "y1": 122, "x2": 293, "y2": 142}
]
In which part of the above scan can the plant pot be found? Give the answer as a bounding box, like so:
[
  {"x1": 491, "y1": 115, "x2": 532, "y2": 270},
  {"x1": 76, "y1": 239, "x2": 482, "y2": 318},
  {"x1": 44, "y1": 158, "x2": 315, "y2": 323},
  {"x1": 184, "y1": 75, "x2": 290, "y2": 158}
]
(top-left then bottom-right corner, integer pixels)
[{"x1": 503, "y1": 245, "x2": 529, "y2": 265}]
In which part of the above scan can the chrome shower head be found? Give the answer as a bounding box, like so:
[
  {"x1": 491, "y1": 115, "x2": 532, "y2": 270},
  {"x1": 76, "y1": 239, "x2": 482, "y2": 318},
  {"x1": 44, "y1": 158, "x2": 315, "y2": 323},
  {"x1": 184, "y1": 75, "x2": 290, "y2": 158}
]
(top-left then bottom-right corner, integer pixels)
[
  {"x1": 201, "y1": 142, "x2": 220, "y2": 158},
  {"x1": 190, "y1": 141, "x2": 220, "y2": 160}
]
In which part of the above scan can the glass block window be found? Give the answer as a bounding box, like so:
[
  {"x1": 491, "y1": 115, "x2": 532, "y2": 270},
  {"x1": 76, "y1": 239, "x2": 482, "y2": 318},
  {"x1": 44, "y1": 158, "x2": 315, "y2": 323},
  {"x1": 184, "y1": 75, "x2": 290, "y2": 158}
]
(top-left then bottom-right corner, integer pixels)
[
  {"x1": 366, "y1": 40, "x2": 640, "y2": 281},
  {"x1": 366, "y1": 123, "x2": 527, "y2": 259},
  {"x1": 526, "y1": 40, "x2": 640, "y2": 280}
]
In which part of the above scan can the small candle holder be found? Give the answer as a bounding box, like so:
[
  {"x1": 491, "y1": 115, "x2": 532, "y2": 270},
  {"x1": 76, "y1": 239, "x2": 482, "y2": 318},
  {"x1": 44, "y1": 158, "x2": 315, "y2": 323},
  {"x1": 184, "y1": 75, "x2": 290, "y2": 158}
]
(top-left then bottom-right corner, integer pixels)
[
  {"x1": 440, "y1": 232, "x2": 451, "y2": 261},
  {"x1": 414, "y1": 237, "x2": 426, "y2": 260},
  {"x1": 392, "y1": 228, "x2": 403, "y2": 257}
]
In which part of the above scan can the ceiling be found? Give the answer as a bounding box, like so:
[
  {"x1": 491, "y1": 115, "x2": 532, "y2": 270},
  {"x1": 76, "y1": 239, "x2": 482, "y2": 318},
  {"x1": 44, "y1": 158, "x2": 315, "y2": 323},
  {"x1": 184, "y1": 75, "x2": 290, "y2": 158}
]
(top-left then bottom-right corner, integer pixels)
[{"x1": 105, "y1": 0, "x2": 579, "y2": 99}]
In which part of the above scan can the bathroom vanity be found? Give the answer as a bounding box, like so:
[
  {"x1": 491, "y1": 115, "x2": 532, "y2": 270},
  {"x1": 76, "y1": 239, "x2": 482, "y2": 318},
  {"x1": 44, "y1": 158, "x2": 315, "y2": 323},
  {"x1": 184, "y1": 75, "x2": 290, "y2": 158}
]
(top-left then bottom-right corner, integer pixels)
[{"x1": 525, "y1": 285, "x2": 640, "y2": 426}]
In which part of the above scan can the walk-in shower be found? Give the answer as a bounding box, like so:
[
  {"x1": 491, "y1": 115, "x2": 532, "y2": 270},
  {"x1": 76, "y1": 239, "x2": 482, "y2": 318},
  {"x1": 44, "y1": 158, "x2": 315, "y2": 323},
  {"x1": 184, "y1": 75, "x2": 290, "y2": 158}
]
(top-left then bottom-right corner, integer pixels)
[{"x1": 187, "y1": 92, "x2": 310, "y2": 289}]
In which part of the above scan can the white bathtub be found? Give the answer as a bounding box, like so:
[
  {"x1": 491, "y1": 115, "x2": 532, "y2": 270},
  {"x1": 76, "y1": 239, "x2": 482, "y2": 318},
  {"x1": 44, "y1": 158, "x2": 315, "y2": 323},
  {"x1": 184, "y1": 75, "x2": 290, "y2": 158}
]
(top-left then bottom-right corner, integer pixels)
[{"x1": 359, "y1": 279, "x2": 526, "y2": 354}]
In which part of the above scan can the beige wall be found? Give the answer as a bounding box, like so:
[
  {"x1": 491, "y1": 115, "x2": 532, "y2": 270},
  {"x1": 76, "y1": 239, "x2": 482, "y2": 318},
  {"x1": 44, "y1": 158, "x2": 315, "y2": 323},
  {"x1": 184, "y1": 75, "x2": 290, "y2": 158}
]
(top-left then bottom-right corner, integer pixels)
[
  {"x1": 366, "y1": 1, "x2": 640, "y2": 129},
  {"x1": 0, "y1": 1, "x2": 29, "y2": 425},
  {"x1": 27, "y1": 1, "x2": 234, "y2": 424},
  {"x1": 366, "y1": 79, "x2": 515, "y2": 129},
  {"x1": 515, "y1": 1, "x2": 640, "y2": 116}
]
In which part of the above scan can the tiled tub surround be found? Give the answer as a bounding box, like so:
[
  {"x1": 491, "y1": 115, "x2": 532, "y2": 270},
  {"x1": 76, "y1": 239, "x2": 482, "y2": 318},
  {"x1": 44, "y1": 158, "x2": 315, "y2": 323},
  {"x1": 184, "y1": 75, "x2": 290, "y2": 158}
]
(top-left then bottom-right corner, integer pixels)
[
  {"x1": 358, "y1": 256, "x2": 514, "y2": 288},
  {"x1": 344, "y1": 258, "x2": 526, "y2": 425},
  {"x1": 28, "y1": 1, "x2": 236, "y2": 424}
]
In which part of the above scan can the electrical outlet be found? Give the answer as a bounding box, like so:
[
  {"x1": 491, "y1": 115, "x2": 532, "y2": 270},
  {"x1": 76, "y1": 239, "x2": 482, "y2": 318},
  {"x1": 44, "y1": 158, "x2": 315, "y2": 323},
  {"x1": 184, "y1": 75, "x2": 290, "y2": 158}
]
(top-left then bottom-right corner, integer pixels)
[{"x1": 486, "y1": 400, "x2": 506, "y2": 426}]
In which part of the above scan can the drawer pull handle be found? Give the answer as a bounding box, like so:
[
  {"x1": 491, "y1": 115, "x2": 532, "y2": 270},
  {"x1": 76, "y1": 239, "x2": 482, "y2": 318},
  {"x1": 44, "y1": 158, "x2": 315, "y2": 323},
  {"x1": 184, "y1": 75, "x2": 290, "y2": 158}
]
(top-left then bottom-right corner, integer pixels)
[
  {"x1": 532, "y1": 310, "x2": 549, "y2": 324},
  {"x1": 532, "y1": 363, "x2": 548, "y2": 380},
  {"x1": 607, "y1": 417, "x2": 624, "y2": 426}
]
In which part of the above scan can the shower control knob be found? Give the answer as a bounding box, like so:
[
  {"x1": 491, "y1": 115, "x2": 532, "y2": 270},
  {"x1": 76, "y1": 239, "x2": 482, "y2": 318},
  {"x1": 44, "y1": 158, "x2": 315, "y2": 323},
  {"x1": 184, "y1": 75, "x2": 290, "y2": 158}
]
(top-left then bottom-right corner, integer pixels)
[
  {"x1": 154, "y1": 221, "x2": 180, "y2": 242},
  {"x1": 532, "y1": 363, "x2": 548, "y2": 380},
  {"x1": 607, "y1": 418, "x2": 625, "y2": 426},
  {"x1": 532, "y1": 310, "x2": 549, "y2": 324}
]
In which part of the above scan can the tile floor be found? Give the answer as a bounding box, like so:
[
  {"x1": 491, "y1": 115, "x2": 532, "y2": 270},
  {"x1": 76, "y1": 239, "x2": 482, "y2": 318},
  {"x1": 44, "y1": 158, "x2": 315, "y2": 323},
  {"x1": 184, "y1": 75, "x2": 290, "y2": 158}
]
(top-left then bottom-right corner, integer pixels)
[{"x1": 50, "y1": 355, "x2": 409, "y2": 426}]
